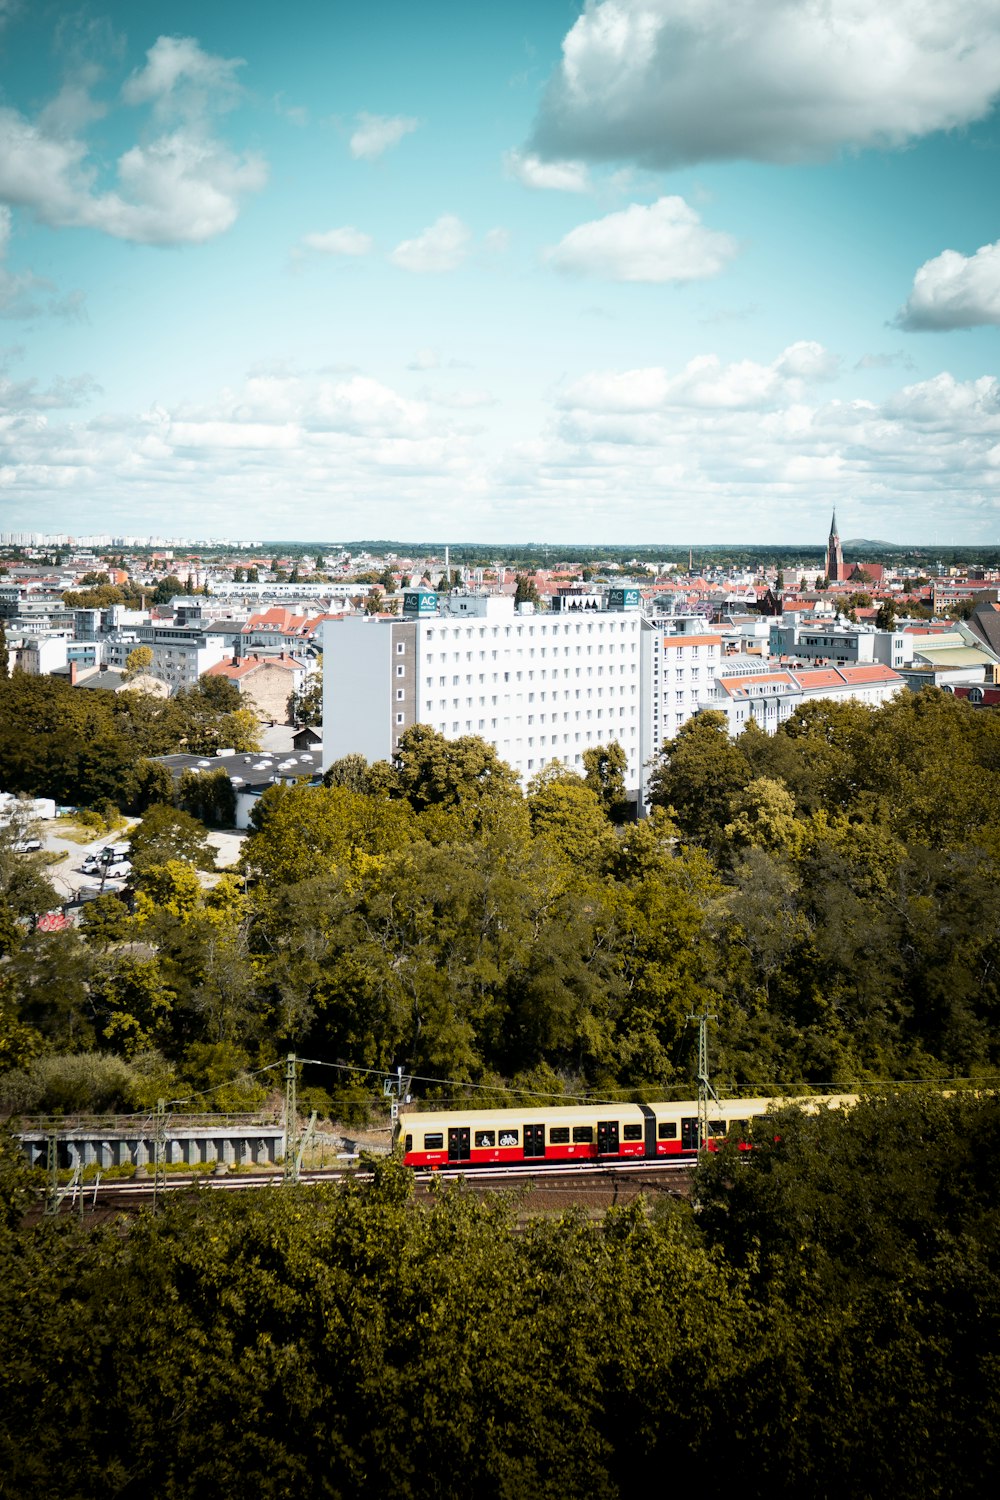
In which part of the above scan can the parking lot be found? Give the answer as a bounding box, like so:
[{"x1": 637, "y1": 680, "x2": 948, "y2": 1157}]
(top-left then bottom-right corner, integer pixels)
[{"x1": 37, "y1": 820, "x2": 247, "y2": 909}]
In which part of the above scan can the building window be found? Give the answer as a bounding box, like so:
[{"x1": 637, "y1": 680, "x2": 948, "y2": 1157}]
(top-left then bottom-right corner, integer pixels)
[
  {"x1": 396, "y1": 665, "x2": 405, "y2": 677},
  {"x1": 395, "y1": 712, "x2": 404, "y2": 725},
  {"x1": 396, "y1": 689, "x2": 404, "y2": 701},
  {"x1": 396, "y1": 642, "x2": 405, "y2": 654}
]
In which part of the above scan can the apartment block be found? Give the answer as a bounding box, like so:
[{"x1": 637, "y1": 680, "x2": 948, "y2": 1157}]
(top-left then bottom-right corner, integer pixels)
[{"x1": 324, "y1": 591, "x2": 643, "y2": 789}]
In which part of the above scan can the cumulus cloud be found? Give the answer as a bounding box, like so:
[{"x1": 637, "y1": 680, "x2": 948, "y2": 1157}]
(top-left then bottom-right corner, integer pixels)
[
  {"x1": 390, "y1": 214, "x2": 472, "y2": 273},
  {"x1": 897, "y1": 240, "x2": 1000, "y2": 330},
  {"x1": 530, "y1": 0, "x2": 1000, "y2": 168},
  {"x1": 349, "y1": 112, "x2": 419, "y2": 160},
  {"x1": 0, "y1": 36, "x2": 265, "y2": 245},
  {"x1": 0, "y1": 370, "x2": 100, "y2": 413},
  {"x1": 122, "y1": 35, "x2": 245, "y2": 118},
  {"x1": 302, "y1": 226, "x2": 374, "y2": 256},
  {"x1": 545, "y1": 196, "x2": 737, "y2": 282},
  {"x1": 560, "y1": 343, "x2": 839, "y2": 413},
  {"x1": 6, "y1": 357, "x2": 1000, "y2": 541},
  {"x1": 504, "y1": 149, "x2": 591, "y2": 192}
]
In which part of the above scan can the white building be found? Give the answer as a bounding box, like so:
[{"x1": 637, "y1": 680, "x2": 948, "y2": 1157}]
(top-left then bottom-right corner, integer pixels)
[
  {"x1": 639, "y1": 617, "x2": 723, "y2": 801},
  {"x1": 770, "y1": 620, "x2": 912, "y2": 671},
  {"x1": 709, "y1": 663, "x2": 905, "y2": 734},
  {"x1": 324, "y1": 590, "x2": 644, "y2": 790},
  {"x1": 323, "y1": 591, "x2": 912, "y2": 806}
]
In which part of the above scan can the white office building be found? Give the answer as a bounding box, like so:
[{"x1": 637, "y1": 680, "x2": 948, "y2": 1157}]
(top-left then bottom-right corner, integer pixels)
[{"x1": 324, "y1": 590, "x2": 644, "y2": 789}]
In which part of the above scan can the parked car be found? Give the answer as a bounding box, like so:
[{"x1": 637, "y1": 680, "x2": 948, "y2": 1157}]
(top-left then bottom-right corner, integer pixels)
[{"x1": 12, "y1": 838, "x2": 42, "y2": 853}]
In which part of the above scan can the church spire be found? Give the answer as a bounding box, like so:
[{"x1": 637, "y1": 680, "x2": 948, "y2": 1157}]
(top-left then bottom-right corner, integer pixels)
[{"x1": 826, "y1": 509, "x2": 844, "y2": 582}]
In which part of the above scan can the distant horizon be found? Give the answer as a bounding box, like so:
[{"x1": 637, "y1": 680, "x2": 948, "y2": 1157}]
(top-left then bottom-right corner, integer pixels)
[{"x1": 6, "y1": 535, "x2": 1000, "y2": 562}]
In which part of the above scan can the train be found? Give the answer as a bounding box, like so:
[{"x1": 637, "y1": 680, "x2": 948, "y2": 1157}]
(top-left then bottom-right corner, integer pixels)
[{"x1": 397, "y1": 1093, "x2": 858, "y2": 1170}]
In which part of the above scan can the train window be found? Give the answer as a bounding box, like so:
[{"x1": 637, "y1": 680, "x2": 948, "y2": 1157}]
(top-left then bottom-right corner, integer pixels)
[
  {"x1": 549, "y1": 1127, "x2": 570, "y2": 1144},
  {"x1": 572, "y1": 1125, "x2": 594, "y2": 1144},
  {"x1": 498, "y1": 1129, "x2": 519, "y2": 1147},
  {"x1": 404, "y1": 1135, "x2": 412, "y2": 1153},
  {"x1": 423, "y1": 1133, "x2": 444, "y2": 1150},
  {"x1": 708, "y1": 1120, "x2": 726, "y2": 1137},
  {"x1": 658, "y1": 1122, "x2": 677, "y2": 1140},
  {"x1": 623, "y1": 1124, "x2": 643, "y2": 1141},
  {"x1": 474, "y1": 1131, "x2": 495, "y2": 1148}
]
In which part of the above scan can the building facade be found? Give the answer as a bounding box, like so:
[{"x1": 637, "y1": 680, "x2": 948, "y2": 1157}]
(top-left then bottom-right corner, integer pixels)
[{"x1": 324, "y1": 591, "x2": 643, "y2": 789}]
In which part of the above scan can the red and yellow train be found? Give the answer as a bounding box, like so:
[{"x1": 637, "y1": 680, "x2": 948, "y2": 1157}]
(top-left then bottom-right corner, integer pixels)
[{"x1": 398, "y1": 1094, "x2": 856, "y2": 1170}]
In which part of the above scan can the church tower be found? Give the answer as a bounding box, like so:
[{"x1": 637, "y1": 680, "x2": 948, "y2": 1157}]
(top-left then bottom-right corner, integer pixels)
[{"x1": 826, "y1": 509, "x2": 845, "y2": 582}]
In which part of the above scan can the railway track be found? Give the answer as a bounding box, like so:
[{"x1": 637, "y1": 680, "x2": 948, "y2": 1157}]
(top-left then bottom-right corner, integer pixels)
[{"x1": 40, "y1": 1155, "x2": 694, "y2": 1219}]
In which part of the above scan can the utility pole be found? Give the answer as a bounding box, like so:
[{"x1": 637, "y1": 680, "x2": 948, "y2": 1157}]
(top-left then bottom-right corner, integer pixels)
[
  {"x1": 688, "y1": 1011, "x2": 720, "y2": 1151},
  {"x1": 44, "y1": 1131, "x2": 60, "y2": 1217},
  {"x1": 152, "y1": 1097, "x2": 167, "y2": 1211},
  {"x1": 383, "y1": 1066, "x2": 412, "y2": 1147},
  {"x1": 283, "y1": 1053, "x2": 298, "y2": 1184}
]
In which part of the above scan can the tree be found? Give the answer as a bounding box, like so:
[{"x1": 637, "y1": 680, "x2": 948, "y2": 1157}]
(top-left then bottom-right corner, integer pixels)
[
  {"x1": 243, "y1": 780, "x2": 415, "y2": 887},
  {"x1": 289, "y1": 674, "x2": 322, "y2": 726},
  {"x1": 723, "y1": 776, "x2": 806, "y2": 857},
  {"x1": 875, "y1": 599, "x2": 898, "y2": 632},
  {"x1": 393, "y1": 725, "x2": 522, "y2": 822},
  {"x1": 364, "y1": 589, "x2": 384, "y2": 615},
  {"x1": 152, "y1": 574, "x2": 184, "y2": 605},
  {"x1": 527, "y1": 768, "x2": 614, "y2": 865},
  {"x1": 582, "y1": 742, "x2": 630, "y2": 822},
  {"x1": 177, "y1": 768, "x2": 237, "y2": 828},
  {"x1": 129, "y1": 804, "x2": 217, "y2": 871},
  {"x1": 323, "y1": 753, "x2": 371, "y2": 794},
  {"x1": 124, "y1": 645, "x2": 154, "y2": 680},
  {"x1": 0, "y1": 621, "x2": 8, "y2": 681},
  {"x1": 196, "y1": 673, "x2": 241, "y2": 712},
  {"x1": 647, "y1": 710, "x2": 752, "y2": 849},
  {"x1": 514, "y1": 574, "x2": 540, "y2": 607}
]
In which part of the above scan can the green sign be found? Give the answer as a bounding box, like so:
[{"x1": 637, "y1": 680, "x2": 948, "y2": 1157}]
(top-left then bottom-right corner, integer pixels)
[
  {"x1": 608, "y1": 587, "x2": 640, "y2": 610},
  {"x1": 403, "y1": 590, "x2": 438, "y2": 616}
]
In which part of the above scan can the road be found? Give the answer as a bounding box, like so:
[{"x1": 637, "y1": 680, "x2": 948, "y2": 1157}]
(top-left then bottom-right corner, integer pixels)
[{"x1": 36, "y1": 819, "x2": 247, "y2": 910}]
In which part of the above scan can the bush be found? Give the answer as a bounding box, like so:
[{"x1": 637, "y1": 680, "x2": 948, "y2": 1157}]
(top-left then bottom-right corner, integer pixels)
[{"x1": 0, "y1": 1052, "x2": 139, "y2": 1115}]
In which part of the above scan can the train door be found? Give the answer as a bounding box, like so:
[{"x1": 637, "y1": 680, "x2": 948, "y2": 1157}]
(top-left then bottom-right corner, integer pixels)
[
  {"x1": 681, "y1": 1117, "x2": 700, "y2": 1152},
  {"x1": 524, "y1": 1124, "x2": 545, "y2": 1158},
  {"x1": 597, "y1": 1120, "x2": 619, "y2": 1157},
  {"x1": 448, "y1": 1127, "x2": 470, "y2": 1163}
]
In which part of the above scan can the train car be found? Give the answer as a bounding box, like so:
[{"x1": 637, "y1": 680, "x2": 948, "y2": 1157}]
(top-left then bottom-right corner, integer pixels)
[{"x1": 397, "y1": 1094, "x2": 857, "y2": 1170}]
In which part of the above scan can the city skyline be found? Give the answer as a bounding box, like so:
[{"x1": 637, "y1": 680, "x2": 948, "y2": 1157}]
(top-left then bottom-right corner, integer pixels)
[{"x1": 2, "y1": 1, "x2": 1000, "y2": 544}]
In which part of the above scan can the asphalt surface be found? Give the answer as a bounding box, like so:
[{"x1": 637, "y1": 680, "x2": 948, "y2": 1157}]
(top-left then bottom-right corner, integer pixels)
[{"x1": 37, "y1": 819, "x2": 247, "y2": 910}]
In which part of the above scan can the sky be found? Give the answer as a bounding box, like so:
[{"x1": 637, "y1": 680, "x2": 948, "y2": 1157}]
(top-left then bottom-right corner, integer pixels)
[{"x1": 1, "y1": 0, "x2": 1000, "y2": 546}]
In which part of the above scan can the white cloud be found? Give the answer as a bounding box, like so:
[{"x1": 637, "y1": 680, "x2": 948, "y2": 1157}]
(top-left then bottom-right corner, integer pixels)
[
  {"x1": 560, "y1": 343, "x2": 839, "y2": 414},
  {"x1": 0, "y1": 37, "x2": 265, "y2": 246},
  {"x1": 349, "y1": 112, "x2": 419, "y2": 160},
  {"x1": 122, "y1": 35, "x2": 244, "y2": 119},
  {"x1": 530, "y1": 0, "x2": 1000, "y2": 168},
  {"x1": 504, "y1": 149, "x2": 591, "y2": 192},
  {"x1": 391, "y1": 214, "x2": 471, "y2": 273},
  {"x1": 897, "y1": 240, "x2": 1000, "y2": 330},
  {"x1": 545, "y1": 196, "x2": 737, "y2": 282},
  {"x1": 302, "y1": 226, "x2": 374, "y2": 256}
]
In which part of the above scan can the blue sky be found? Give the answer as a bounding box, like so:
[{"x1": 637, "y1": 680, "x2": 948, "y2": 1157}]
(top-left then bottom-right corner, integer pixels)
[{"x1": 2, "y1": 0, "x2": 1000, "y2": 545}]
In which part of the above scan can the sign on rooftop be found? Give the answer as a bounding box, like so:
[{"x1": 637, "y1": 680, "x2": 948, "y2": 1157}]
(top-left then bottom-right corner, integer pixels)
[
  {"x1": 403, "y1": 590, "x2": 438, "y2": 616},
  {"x1": 608, "y1": 587, "x2": 640, "y2": 611}
]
